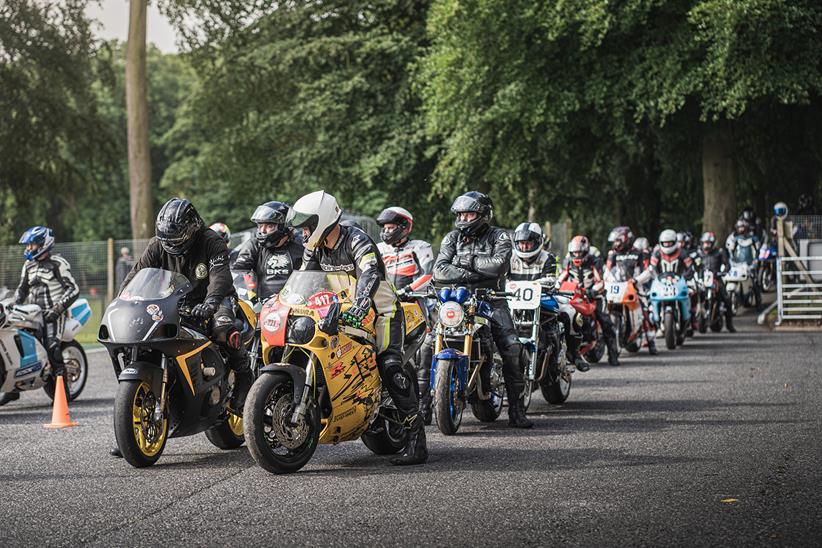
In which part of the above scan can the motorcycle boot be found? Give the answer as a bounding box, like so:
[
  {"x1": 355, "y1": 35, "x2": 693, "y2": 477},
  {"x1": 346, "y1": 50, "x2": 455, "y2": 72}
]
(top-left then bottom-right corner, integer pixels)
[
  {"x1": 391, "y1": 413, "x2": 428, "y2": 466},
  {"x1": 0, "y1": 392, "x2": 20, "y2": 406},
  {"x1": 606, "y1": 337, "x2": 621, "y2": 366},
  {"x1": 567, "y1": 334, "x2": 589, "y2": 372},
  {"x1": 499, "y1": 344, "x2": 533, "y2": 428},
  {"x1": 725, "y1": 310, "x2": 736, "y2": 333},
  {"x1": 417, "y1": 335, "x2": 434, "y2": 425},
  {"x1": 110, "y1": 446, "x2": 123, "y2": 458},
  {"x1": 647, "y1": 338, "x2": 659, "y2": 355}
]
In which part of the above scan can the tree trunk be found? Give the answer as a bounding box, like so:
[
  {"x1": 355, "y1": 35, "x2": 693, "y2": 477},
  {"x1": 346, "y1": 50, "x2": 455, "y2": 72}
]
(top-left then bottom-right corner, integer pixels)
[
  {"x1": 126, "y1": 0, "x2": 153, "y2": 240},
  {"x1": 702, "y1": 123, "x2": 737, "y2": 235},
  {"x1": 527, "y1": 186, "x2": 537, "y2": 222}
]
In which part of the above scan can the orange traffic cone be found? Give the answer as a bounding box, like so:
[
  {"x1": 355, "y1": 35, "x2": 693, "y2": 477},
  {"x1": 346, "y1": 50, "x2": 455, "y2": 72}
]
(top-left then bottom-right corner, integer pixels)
[{"x1": 43, "y1": 375, "x2": 79, "y2": 429}]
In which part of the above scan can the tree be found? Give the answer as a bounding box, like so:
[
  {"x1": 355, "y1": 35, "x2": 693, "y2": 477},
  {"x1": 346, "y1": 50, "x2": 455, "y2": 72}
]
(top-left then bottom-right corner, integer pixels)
[
  {"x1": 0, "y1": 0, "x2": 112, "y2": 243},
  {"x1": 126, "y1": 0, "x2": 153, "y2": 239},
  {"x1": 161, "y1": 1, "x2": 439, "y2": 237}
]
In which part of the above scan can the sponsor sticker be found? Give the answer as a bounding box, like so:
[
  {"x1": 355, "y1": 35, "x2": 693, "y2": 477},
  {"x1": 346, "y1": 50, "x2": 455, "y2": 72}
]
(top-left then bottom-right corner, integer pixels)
[
  {"x1": 146, "y1": 304, "x2": 160, "y2": 315},
  {"x1": 263, "y1": 315, "x2": 282, "y2": 332},
  {"x1": 195, "y1": 263, "x2": 208, "y2": 279}
]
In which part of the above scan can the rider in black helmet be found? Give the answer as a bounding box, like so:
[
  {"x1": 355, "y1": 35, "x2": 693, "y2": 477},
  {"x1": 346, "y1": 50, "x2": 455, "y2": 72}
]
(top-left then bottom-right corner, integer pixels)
[
  {"x1": 232, "y1": 201, "x2": 303, "y2": 302},
  {"x1": 111, "y1": 198, "x2": 253, "y2": 457}
]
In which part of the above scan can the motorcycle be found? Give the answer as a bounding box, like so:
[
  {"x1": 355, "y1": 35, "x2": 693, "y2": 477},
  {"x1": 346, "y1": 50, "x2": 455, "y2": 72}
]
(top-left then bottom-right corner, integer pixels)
[
  {"x1": 98, "y1": 268, "x2": 256, "y2": 467},
  {"x1": 557, "y1": 280, "x2": 606, "y2": 363},
  {"x1": 507, "y1": 279, "x2": 572, "y2": 409},
  {"x1": 649, "y1": 273, "x2": 690, "y2": 350},
  {"x1": 757, "y1": 243, "x2": 777, "y2": 293},
  {"x1": 0, "y1": 291, "x2": 91, "y2": 406},
  {"x1": 232, "y1": 270, "x2": 264, "y2": 376},
  {"x1": 695, "y1": 269, "x2": 724, "y2": 333},
  {"x1": 604, "y1": 269, "x2": 644, "y2": 354},
  {"x1": 244, "y1": 271, "x2": 427, "y2": 474},
  {"x1": 724, "y1": 261, "x2": 757, "y2": 313},
  {"x1": 427, "y1": 286, "x2": 508, "y2": 435}
]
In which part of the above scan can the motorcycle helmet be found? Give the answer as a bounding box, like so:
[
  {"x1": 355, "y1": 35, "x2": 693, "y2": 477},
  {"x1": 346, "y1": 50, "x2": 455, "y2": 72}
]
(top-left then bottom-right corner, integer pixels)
[
  {"x1": 735, "y1": 219, "x2": 749, "y2": 235},
  {"x1": 209, "y1": 222, "x2": 231, "y2": 244},
  {"x1": 19, "y1": 226, "x2": 55, "y2": 261},
  {"x1": 607, "y1": 226, "x2": 633, "y2": 252},
  {"x1": 773, "y1": 201, "x2": 788, "y2": 218},
  {"x1": 568, "y1": 235, "x2": 590, "y2": 267},
  {"x1": 658, "y1": 229, "x2": 678, "y2": 254},
  {"x1": 450, "y1": 191, "x2": 493, "y2": 237},
  {"x1": 700, "y1": 231, "x2": 716, "y2": 252},
  {"x1": 287, "y1": 190, "x2": 342, "y2": 251},
  {"x1": 798, "y1": 193, "x2": 814, "y2": 214},
  {"x1": 632, "y1": 236, "x2": 650, "y2": 253},
  {"x1": 155, "y1": 198, "x2": 205, "y2": 256},
  {"x1": 513, "y1": 222, "x2": 544, "y2": 260},
  {"x1": 251, "y1": 201, "x2": 291, "y2": 249},
  {"x1": 740, "y1": 207, "x2": 756, "y2": 225},
  {"x1": 376, "y1": 206, "x2": 414, "y2": 246}
]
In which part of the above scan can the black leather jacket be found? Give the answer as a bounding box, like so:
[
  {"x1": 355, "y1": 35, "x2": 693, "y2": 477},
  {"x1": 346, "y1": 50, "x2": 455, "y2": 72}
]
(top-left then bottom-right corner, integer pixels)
[
  {"x1": 122, "y1": 229, "x2": 236, "y2": 306},
  {"x1": 698, "y1": 248, "x2": 729, "y2": 274},
  {"x1": 232, "y1": 238, "x2": 303, "y2": 301},
  {"x1": 302, "y1": 225, "x2": 397, "y2": 314},
  {"x1": 433, "y1": 225, "x2": 513, "y2": 291}
]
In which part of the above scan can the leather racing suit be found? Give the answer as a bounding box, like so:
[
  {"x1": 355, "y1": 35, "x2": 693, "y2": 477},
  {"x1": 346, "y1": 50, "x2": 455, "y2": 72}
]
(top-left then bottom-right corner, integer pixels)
[
  {"x1": 15, "y1": 253, "x2": 79, "y2": 376},
  {"x1": 557, "y1": 254, "x2": 620, "y2": 365},
  {"x1": 302, "y1": 225, "x2": 420, "y2": 427},
  {"x1": 604, "y1": 248, "x2": 657, "y2": 350},
  {"x1": 698, "y1": 247, "x2": 735, "y2": 331},
  {"x1": 232, "y1": 238, "x2": 304, "y2": 302}
]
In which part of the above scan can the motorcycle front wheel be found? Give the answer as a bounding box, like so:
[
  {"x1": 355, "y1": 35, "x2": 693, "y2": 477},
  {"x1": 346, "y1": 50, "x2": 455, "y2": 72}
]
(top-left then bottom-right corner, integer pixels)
[
  {"x1": 244, "y1": 374, "x2": 319, "y2": 474},
  {"x1": 540, "y1": 360, "x2": 571, "y2": 404},
  {"x1": 433, "y1": 359, "x2": 464, "y2": 435},
  {"x1": 664, "y1": 310, "x2": 676, "y2": 350},
  {"x1": 114, "y1": 380, "x2": 168, "y2": 468}
]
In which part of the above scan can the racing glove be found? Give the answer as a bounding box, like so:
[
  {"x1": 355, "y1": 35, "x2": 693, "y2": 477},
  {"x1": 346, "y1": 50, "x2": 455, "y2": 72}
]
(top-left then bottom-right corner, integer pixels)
[
  {"x1": 342, "y1": 297, "x2": 372, "y2": 328},
  {"x1": 44, "y1": 305, "x2": 64, "y2": 323},
  {"x1": 585, "y1": 288, "x2": 599, "y2": 300},
  {"x1": 455, "y1": 254, "x2": 474, "y2": 271},
  {"x1": 191, "y1": 301, "x2": 219, "y2": 322}
]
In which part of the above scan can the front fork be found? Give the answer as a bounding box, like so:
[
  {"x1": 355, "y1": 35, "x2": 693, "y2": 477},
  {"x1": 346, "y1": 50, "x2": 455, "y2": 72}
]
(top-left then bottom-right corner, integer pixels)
[
  {"x1": 153, "y1": 355, "x2": 169, "y2": 423},
  {"x1": 289, "y1": 351, "x2": 316, "y2": 426}
]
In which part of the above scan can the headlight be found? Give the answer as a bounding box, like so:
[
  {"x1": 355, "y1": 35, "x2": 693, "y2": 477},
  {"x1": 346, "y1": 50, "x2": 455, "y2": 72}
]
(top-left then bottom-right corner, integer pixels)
[
  {"x1": 439, "y1": 301, "x2": 465, "y2": 328},
  {"x1": 286, "y1": 316, "x2": 315, "y2": 344}
]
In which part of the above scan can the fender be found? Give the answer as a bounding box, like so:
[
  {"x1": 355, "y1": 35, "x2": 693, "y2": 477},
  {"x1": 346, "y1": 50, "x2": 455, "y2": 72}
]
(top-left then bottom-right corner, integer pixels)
[
  {"x1": 259, "y1": 363, "x2": 307, "y2": 406},
  {"x1": 430, "y1": 348, "x2": 468, "y2": 391},
  {"x1": 118, "y1": 361, "x2": 163, "y2": 397}
]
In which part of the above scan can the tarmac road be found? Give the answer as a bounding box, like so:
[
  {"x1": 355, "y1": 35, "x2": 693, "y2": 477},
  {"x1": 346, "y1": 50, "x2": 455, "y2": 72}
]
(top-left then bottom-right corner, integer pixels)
[{"x1": 1, "y1": 310, "x2": 820, "y2": 547}]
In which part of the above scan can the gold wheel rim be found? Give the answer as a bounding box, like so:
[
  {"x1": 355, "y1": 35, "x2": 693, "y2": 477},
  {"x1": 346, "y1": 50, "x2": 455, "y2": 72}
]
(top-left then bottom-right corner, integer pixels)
[
  {"x1": 132, "y1": 382, "x2": 167, "y2": 457},
  {"x1": 227, "y1": 411, "x2": 244, "y2": 437}
]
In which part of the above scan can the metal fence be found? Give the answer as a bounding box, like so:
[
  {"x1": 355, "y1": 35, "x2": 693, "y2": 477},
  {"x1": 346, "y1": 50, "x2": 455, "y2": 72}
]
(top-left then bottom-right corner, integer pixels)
[{"x1": 776, "y1": 256, "x2": 822, "y2": 323}]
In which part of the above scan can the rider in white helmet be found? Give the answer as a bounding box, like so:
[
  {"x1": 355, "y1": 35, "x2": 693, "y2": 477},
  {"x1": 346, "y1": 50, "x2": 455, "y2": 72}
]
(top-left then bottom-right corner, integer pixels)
[{"x1": 288, "y1": 191, "x2": 427, "y2": 466}]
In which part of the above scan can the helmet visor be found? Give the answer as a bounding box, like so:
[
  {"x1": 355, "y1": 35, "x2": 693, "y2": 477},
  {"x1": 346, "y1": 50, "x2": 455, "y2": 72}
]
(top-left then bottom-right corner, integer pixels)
[{"x1": 451, "y1": 195, "x2": 484, "y2": 214}]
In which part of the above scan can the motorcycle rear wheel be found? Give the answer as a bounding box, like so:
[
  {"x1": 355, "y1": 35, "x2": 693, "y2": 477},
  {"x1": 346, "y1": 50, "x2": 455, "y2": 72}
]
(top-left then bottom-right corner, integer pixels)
[
  {"x1": 433, "y1": 359, "x2": 464, "y2": 435},
  {"x1": 244, "y1": 374, "x2": 319, "y2": 474},
  {"x1": 361, "y1": 412, "x2": 407, "y2": 455},
  {"x1": 540, "y1": 363, "x2": 571, "y2": 404},
  {"x1": 664, "y1": 310, "x2": 676, "y2": 350},
  {"x1": 43, "y1": 341, "x2": 88, "y2": 402},
  {"x1": 114, "y1": 380, "x2": 168, "y2": 468}
]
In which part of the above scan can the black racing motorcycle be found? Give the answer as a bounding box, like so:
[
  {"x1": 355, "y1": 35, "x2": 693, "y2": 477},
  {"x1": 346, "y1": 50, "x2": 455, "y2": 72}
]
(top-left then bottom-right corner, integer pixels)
[{"x1": 99, "y1": 268, "x2": 255, "y2": 468}]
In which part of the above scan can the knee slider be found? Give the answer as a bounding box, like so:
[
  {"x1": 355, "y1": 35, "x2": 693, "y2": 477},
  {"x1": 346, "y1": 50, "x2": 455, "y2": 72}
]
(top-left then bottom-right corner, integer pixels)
[{"x1": 381, "y1": 359, "x2": 413, "y2": 395}]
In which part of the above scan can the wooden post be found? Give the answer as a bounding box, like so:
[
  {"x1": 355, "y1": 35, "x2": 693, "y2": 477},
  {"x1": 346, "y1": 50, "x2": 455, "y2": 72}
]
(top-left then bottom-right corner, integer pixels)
[{"x1": 106, "y1": 238, "x2": 114, "y2": 305}]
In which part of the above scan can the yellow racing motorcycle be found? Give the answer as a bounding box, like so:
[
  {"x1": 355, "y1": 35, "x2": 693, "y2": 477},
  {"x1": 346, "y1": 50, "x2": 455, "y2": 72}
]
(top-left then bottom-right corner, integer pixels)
[{"x1": 243, "y1": 271, "x2": 427, "y2": 474}]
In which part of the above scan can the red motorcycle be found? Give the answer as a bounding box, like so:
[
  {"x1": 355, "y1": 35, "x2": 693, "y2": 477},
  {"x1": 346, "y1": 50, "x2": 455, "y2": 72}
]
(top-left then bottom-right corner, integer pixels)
[{"x1": 557, "y1": 280, "x2": 606, "y2": 363}]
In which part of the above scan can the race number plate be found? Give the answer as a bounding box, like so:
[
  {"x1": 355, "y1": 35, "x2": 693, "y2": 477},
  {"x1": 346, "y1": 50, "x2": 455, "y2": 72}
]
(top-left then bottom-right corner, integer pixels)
[
  {"x1": 505, "y1": 280, "x2": 541, "y2": 310},
  {"x1": 606, "y1": 282, "x2": 628, "y2": 303}
]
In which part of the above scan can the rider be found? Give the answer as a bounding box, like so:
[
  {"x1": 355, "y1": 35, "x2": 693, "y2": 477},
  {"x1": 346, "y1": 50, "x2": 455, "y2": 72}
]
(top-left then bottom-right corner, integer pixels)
[
  {"x1": 697, "y1": 231, "x2": 735, "y2": 333},
  {"x1": 288, "y1": 191, "x2": 427, "y2": 465},
  {"x1": 725, "y1": 218, "x2": 762, "y2": 308},
  {"x1": 739, "y1": 207, "x2": 763, "y2": 240},
  {"x1": 557, "y1": 235, "x2": 621, "y2": 366},
  {"x1": 650, "y1": 229, "x2": 695, "y2": 279},
  {"x1": 604, "y1": 226, "x2": 658, "y2": 355},
  {"x1": 232, "y1": 202, "x2": 304, "y2": 302},
  {"x1": 375, "y1": 206, "x2": 436, "y2": 423},
  {"x1": 433, "y1": 191, "x2": 533, "y2": 428},
  {"x1": 509, "y1": 222, "x2": 590, "y2": 372},
  {"x1": 111, "y1": 198, "x2": 253, "y2": 457},
  {"x1": 10, "y1": 227, "x2": 79, "y2": 404}
]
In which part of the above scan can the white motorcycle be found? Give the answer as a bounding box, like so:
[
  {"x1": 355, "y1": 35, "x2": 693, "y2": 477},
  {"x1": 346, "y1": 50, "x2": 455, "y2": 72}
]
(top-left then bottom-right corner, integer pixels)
[
  {"x1": 0, "y1": 293, "x2": 92, "y2": 406},
  {"x1": 724, "y1": 261, "x2": 755, "y2": 314}
]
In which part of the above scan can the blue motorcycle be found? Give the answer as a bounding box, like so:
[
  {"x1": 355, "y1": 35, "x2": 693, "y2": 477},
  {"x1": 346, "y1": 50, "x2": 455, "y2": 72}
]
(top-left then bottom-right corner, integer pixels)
[
  {"x1": 649, "y1": 273, "x2": 691, "y2": 350},
  {"x1": 429, "y1": 286, "x2": 507, "y2": 435}
]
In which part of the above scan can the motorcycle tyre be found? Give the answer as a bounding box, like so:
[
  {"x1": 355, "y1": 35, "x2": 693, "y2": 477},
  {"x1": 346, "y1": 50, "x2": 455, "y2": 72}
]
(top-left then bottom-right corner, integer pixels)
[
  {"x1": 43, "y1": 341, "x2": 88, "y2": 402},
  {"x1": 664, "y1": 311, "x2": 676, "y2": 350},
  {"x1": 114, "y1": 380, "x2": 168, "y2": 468},
  {"x1": 244, "y1": 374, "x2": 320, "y2": 474},
  {"x1": 433, "y1": 359, "x2": 464, "y2": 435},
  {"x1": 361, "y1": 414, "x2": 407, "y2": 455}
]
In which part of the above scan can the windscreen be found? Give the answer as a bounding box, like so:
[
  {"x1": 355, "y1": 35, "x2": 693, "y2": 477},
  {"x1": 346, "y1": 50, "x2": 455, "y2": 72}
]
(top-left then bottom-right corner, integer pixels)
[
  {"x1": 119, "y1": 268, "x2": 191, "y2": 301},
  {"x1": 278, "y1": 271, "x2": 356, "y2": 306}
]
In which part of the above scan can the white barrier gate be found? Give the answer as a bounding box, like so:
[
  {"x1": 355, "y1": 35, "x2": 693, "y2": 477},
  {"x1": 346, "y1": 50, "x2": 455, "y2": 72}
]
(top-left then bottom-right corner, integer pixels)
[{"x1": 776, "y1": 256, "x2": 822, "y2": 324}]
